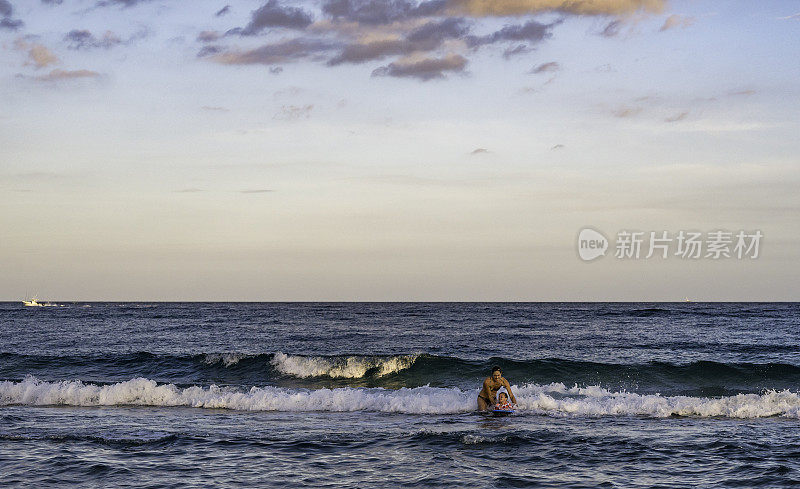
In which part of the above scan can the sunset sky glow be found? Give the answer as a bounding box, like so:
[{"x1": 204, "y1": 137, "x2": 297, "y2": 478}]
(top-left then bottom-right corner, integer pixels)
[{"x1": 1, "y1": 0, "x2": 798, "y2": 300}]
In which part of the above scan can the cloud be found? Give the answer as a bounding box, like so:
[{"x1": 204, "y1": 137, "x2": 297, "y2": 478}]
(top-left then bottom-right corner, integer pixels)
[
  {"x1": 0, "y1": 18, "x2": 22, "y2": 29},
  {"x1": 611, "y1": 106, "x2": 641, "y2": 118},
  {"x1": 205, "y1": 0, "x2": 660, "y2": 80},
  {"x1": 175, "y1": 188, "x2": 204, "y2": 193},
  {"x1": 328, "y1": 18, "x2": 469, "y2": 65},
  {"x1": 274, "y1": 104, "x2": 313, "y2": 120},
  {"x1": 322, "y1": 0, "x2": 446, "y2": 25},
  {"x1": 64, "y1": 30, "x2": 130, "y2": 49},
  {"x1": 470, "y1": 147, "x2": 489, "y2": 154},
  {"x1": 197, "y1": 45, "x2": 224, "y2": 57},
  {"x1": 15, "y1": 41, "x2": 60, "y2": 68},
  {"x1": 201, "y1": 105, "x2": 229, "y2": 111},
  {"x1": 447, "y1": 0, "x2": 665, "y2": 17},
  {"x1": 503, "y1": 44, "x2": 531, "y2": 58},
  {"x1": 530, "y1": 61, "x2": 559, "y2": 73},
  {"x1": 659, "y1": 14, "x2": 695, "y2": 31},
  {"x1": 600, "y1": 20, "x2": 622, "y2": 37},
  {"x1": 33, "y1": 69, "x2": 102, "y2": 81},
  {"x1": 372, "y1": 53, "x2": 467, "y2": 81},
  {"x1": 778, "y1": 13, "x2": 800, "y2": 20},
  {"x1": 41, "y1": 0, "x2": 63, "y2": 4},
  {"x1": 240, "y1": 189, "x2": 275, "y2": 193},
  {"x1": 210, "y1": 39, "x2": 334, "y2": 65},
  {"x1": 197, "y1": 30, "x2": 221, "y2": 42},
  {"x1": 0, "y1": 0, "x2": 23, "y2": 30},
  {"x1": 216, "y1": 5, "x2": 230, "y2": 16},
  {"x1": 407, "y1": 17, "x2": 470, "y2": 43},
  {"x1": 467, "y1": 19, "x2": 558, "y2": 47},
  {"x1": 64, "y1": 28, "x2": 148, "y2": 49},
  {"x1": 664, "y1": 111, "x2": 689, "y2": 122},
  {"x1": 29, "y1": 45, "x2": 59, "y2": 67},
  {"x1": 95, "y1": 0, "x2": 150, "y2": 7},
  {"x1": 328, "y1": 39, "x2": 408, "y2": 65},
  {"x1": 241, "y1": 0, "x2": 314, "y2": 35}
]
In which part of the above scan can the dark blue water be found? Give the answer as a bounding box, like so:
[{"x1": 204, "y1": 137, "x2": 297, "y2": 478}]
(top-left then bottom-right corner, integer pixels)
[{"x1": 2, "y1": 302, "x2": 800, "y2": 487}]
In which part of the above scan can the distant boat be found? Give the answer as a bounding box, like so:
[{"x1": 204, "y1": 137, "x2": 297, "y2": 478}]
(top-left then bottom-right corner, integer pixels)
[{"x1": 22, "y1": 297, "x2": 57, "y2": 307}]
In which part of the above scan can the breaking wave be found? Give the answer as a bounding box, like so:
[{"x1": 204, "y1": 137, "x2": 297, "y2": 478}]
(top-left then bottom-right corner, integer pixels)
[
  {"x1": 4, "y1": 353, "x2": 800, "y2": 394},
  {"x1": 203, "y1": 353, "x2": 251, "y2": 367},
  {"x1": 4, "y1": 377, "x2": 800, "y2": 418},
  {"x1": 269, "y1": 352, "x2": 419, "y2": 378}
]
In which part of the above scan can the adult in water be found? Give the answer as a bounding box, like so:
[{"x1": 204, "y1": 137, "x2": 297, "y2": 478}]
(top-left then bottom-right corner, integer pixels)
[{"x1": 477, "y1": 366, "x2": 517, "y2": 411}]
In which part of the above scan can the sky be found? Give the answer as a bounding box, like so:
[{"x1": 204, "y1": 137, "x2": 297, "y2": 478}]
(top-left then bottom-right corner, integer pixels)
[{"x1": 1, "y1": 0, "x2": 798, "y2": 301}]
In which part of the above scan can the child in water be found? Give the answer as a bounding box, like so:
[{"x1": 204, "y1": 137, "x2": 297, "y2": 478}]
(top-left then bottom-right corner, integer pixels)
[{"x1": 494, "y1": 388, "x2": 515, "y2": 410}]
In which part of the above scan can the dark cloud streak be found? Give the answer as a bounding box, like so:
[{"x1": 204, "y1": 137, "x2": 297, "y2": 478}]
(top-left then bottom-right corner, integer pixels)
[
  {"x1": 64, "y1": 29, "x2": 148, "y2": 49},
  {"x1": 372, "y1": 54, "x2": 467, "y2": 81},
  {"x1": 467, "y1": 19, "x2": 559, "y2": 47},
  {"x1": 0, "y1": 0, "x2": 22, "y2": 30},
  {"x1": 212, "y1": 39, "x2": 335, "y2": 65},
  {"x1": 95, "y1": 0, "x2": 150, "y2": 7},
  {"x1": 197, "y1": 30, "x2": 221, "y2": 42},
  {"x1": 328, "y1": 18, "x2": 468, "y2": 65},
  {"x1": 665, "y1": 111, "x2": 689, "y2": 122},
  {"x1": 530, "y1": 61, "x2": 559, "y2": 74},
  {"x1": 322, "y1": 0, "x2": 445, "y2": 25},
  {"x1": 198, "y1": 45, "x2": 224, "y2": 57},
  {"x1": 241, "y1": 0, "x2": 314, "y2": 35},
  {"x1": 600, "y1": 20, "x2": 622, "y2": 37},
  {"x1": 503, "y1": 44, "x2": 532, "y2": 58}
]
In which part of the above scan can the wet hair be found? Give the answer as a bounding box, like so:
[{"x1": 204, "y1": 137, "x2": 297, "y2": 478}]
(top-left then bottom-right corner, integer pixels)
[{"x1": 491, "y1": 366, "x2": 502, "y2": 374}]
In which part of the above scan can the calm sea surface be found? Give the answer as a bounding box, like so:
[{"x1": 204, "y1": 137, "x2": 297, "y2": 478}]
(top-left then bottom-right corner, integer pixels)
[{"x1": 2, "y1": 302, "x2": 800, "y2": 487}]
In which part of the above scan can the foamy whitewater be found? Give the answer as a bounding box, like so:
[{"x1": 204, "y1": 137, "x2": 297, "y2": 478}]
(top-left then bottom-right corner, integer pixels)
[
  {"x1": 270, "y1": 352, "x2": 419, "y2": 378},
  {"x1": 4, "y1": 377, "x2": 800, "y2": 418},
  {"x1": 2, "y1": 302, "x2": 800, "y2": 487}
]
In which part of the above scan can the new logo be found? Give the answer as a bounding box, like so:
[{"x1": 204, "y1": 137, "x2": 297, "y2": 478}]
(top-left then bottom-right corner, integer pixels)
[{"x1": 577, "y1": 228, "x2": 608, "y2": 261}]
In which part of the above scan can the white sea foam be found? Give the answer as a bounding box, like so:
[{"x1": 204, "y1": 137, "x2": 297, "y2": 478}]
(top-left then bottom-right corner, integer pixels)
[
  {"x1": 270, "y1": 352, "x2": 418, "y2": 378},
  {"x1": 460, "y1": 434, "x2": 515, "y2": 444},
  {"x1": 512, "y1": 383, "x2": 800, "y2": 418},
  {"x1": 4, "y1": 377, "x2": 800, "y2": 418},
  {"x1": 0, "y1": 377, "x2": 469, "y2": 414},
  {"x1": 203, "y1": 353, "x2": 250, "y2": 367}
]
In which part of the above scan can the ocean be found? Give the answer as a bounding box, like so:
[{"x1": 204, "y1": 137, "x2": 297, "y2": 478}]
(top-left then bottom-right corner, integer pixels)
[{"x1": 1, "y1": 302, "x2": 799, "y2": 487}]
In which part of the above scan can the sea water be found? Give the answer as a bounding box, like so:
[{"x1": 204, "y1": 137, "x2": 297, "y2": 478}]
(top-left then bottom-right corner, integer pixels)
[{"x1": 1, "y1": 302, "x2": 799, "y2": 487}]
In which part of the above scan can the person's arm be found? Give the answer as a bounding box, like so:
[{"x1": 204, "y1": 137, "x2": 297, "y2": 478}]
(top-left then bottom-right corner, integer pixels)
[
  {"x1": 480, "y1": 378, "x2": 491, "y2": 400},
  {"x1": 504, "y1": 379, "x2": 517, "y2": 404}
]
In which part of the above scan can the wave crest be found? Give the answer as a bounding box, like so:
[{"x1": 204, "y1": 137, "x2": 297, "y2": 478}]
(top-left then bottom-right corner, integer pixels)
[
  {"x1": 0, "y1": 377, "x2": 468, "y2": 414},
  {"x1": 5, "y1": 377, "x2": 800, "y2": 418},
  {"x1": 270, "y1": 353, "x2": 418, "y2": 378},
  {"x1": 515, "y1": 382, "x2": 800, "y2": 418},
  {"x1": 203, "y1": 353, "x2": 250, "y2": 367}
]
